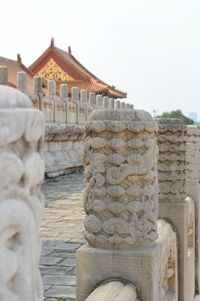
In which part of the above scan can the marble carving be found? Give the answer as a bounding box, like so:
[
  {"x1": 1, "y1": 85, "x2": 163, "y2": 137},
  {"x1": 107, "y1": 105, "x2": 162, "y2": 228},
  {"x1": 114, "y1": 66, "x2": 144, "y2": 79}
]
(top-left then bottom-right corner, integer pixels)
[
  {"x1": 0, "y1": 86, "x2": 45, "y2": 301},
  {"x1": 83, "y1": 109, "x2": 158, "y2": 249}
]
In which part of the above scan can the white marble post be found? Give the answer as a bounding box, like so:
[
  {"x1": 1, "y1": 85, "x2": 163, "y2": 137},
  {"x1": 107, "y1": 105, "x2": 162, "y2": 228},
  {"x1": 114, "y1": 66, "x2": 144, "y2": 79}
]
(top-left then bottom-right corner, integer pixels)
[
  {"x1": 17, "y1": 71, "x2": 27, "y2": 94},
  {"x1": 80, "y1": 89, "x2": 88, "y2": 103},
  {"x1": 80, "y1": 90, "x2": 88, "y2": 122},
  {"x1": 87, "y1": 92, "x2": 95, "y2": 119},
  {"x1": 120, "y1": 102, "x2": 125, "y2": 109},
  {"x1": 60, "y1": 84, "x2": 68, "y2": 123},
  {"x1": 0, "y1": 85, "x2": 45, "y2": 301},
  {"x1": 33, "y1": 76, "x2": 43, "y2": 110},
  {"x1": 89, "y1": 92, "x2": 96, "y2": 106},
  {"x1": 115, "y1": 100, "x2": 121, "y2": 109},
  {"x1": 60, "y1": 83, "x2": 68, "y2": 100},
  {"x1": 47, "y1": 80, "x2": 55, "y2": 122},
  {"x1": 71, "y1": 87, "x2": 86, "y2": 124},
  {"x1": 109, "y1": 98, "x2": 115, "y2": 109},
  {"x1": 95, "y1": 95, "x2": 103, "y2": 109},
  {"x1": 103, "y1": 96, "x2": 109, "y2": 108},
  {"x1": 0, "y1": 66, "x2": 8, "y2": 85}
]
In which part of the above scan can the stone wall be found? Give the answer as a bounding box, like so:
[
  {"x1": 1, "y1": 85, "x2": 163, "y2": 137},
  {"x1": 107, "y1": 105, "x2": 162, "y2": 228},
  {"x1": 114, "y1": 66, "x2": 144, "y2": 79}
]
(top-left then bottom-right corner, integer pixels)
[{"x1": 44, "y1": 123, "x2": 85, "y2": 178}]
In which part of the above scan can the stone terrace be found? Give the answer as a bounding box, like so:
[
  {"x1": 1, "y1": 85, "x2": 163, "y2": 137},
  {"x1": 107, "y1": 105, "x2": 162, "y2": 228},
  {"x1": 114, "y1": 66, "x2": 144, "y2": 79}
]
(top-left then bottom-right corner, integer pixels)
[{"x1": 40, "y1": 172, "x2": 85, "y2": 301}]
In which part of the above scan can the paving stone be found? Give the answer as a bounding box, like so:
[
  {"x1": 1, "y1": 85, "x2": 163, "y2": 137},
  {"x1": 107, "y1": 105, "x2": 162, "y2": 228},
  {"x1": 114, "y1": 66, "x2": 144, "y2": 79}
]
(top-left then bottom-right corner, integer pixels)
[
  {"x1": 41, "y1": 248, "x2": 54, "y2": 256},
  {"x1": 69, "y1": 267, "x2": 76, "y2": 276},
  {"x1": 40, "y1": 256, "x2": 63, "y2": 266},
  {"x1": 43, "y1": 284, "x2": 52, "y2": 291},
  {"x1": 57, "y1": 258, "x2": 76, "y2": 267},
  {"x1": 50, "y1": 251, "x2": 76, "y2": 258},
  {"x1": 40, "y1": 265, "x2": 73, "y2": 276},
  {"x1": 40, "y1": 173, "x2": 84, "y2": 300},
  {"x1": 43, "y1": 275, "x2": 76, "y2": 286},
  {"x1": 45, "y1": 285, "x2": 76, "y2": 299}
]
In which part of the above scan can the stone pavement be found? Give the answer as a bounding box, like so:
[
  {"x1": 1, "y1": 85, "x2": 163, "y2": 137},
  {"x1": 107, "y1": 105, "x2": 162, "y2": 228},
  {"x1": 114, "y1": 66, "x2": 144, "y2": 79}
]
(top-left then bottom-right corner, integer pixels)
[{"x1": 41, "y1": 172, "x2": 85, "y2": 301}]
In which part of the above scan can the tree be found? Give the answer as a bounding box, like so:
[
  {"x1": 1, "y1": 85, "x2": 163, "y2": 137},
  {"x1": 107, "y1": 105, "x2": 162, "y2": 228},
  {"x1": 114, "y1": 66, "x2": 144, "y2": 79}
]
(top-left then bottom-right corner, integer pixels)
[{"x1": 156, "y1": 109, "x2": 194, "y2": 125}]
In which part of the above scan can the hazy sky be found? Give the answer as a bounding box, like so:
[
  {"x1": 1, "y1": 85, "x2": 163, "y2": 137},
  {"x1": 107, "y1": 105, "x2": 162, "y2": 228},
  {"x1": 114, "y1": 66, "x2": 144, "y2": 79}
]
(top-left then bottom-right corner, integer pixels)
[{"x1": 1, "y1": 0, "x2": 200, "y2": 117}]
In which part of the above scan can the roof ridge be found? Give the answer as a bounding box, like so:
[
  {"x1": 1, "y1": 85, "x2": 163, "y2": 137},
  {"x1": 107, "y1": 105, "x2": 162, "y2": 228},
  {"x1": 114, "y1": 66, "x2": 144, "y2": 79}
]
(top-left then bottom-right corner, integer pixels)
[
  {"x1": 0, "y1": 56, "x2": 18, "y2": 64},
  {"x1": 54, "y1": 47, "x2": 91, "y2": 80},
  {"x1": 28, "y1": 41, "x2": 126, "y2": 98}
]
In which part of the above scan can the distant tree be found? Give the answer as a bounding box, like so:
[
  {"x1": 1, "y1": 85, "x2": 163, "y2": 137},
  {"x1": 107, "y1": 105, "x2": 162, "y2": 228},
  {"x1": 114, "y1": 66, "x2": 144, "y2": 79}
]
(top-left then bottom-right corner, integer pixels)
[{"x1": 156, "y1": 109, "x2": 194, "y2": 125}]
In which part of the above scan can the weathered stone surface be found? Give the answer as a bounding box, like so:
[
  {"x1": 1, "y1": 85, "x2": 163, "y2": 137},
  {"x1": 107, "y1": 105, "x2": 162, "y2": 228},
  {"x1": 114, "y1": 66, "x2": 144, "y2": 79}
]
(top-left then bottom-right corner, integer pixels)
[
  {"x1": 44, "y1": 123, "x2": 85, "y2": 177},
  {"x1": 85, "y1": 281, "x2": 138, "y2": 301},
  {"x1": 45, "y1": 285, "x2": 76, "y2": 299},
  {"x1": 157, "y1": 118, "x2": 196, "y2": 300},
  {"x1": 77, "y1": 220, "x2": 177, "y2": 301},
  {"x1": 0, "y1": 86, "x2": 45, "y2": 301},
  {"x1": 83, "y1": 109, "x2": 158, "y2": 249},
  {"x1": 77, "y1": 109, "x2": 178, "y2": 301}
]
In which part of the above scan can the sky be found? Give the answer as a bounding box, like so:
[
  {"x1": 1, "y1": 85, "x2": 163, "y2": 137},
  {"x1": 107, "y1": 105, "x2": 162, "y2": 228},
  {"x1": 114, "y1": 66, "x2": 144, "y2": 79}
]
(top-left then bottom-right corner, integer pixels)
[{"x1": 1, "y1": 0, "x2": 200, "y2": 117}]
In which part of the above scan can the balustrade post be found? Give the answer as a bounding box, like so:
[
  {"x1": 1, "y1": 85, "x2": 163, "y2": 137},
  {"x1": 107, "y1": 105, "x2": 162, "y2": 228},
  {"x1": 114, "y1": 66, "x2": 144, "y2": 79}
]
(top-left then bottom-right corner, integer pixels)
[
  {"x1": 0, "y1": 85, "x2": 45, "y2": 301},
  {"x1": 77, "y1": 109, "x2": 177, "y2": 301}
]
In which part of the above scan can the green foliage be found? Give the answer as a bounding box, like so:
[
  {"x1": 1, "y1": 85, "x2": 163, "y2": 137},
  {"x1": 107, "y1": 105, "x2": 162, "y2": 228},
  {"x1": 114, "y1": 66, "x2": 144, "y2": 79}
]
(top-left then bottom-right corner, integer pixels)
[{"x1": 156, "y1": 109, "x2": 194, "y2": 125}]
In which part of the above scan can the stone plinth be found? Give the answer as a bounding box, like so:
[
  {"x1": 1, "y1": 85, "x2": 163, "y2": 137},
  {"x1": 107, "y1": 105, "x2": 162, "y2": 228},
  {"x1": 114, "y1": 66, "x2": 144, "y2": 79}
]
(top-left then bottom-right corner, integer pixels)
[{"x1": 77, "y1": 220, "x2": 177, "y2": 301}]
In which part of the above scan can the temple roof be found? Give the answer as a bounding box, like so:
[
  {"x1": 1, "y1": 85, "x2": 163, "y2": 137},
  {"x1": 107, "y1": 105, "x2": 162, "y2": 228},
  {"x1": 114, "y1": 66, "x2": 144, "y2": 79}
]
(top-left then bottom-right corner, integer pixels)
[
  {"x1": 29, "y1": 39, "x2": 126, "y2": 98},
  {"x1": 0, "y1": 56, "x2": 33, "y2": 93}
]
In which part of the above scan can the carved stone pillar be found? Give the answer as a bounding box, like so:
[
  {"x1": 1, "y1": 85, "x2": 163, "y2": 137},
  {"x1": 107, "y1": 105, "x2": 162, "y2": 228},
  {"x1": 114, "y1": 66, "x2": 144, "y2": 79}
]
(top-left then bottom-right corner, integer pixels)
[
  {"x1": 0, "y1": 85, "x2": 45, "y2": 301},
  {"x1": 157, "y1": 118, "x2": 195, "y2": 301},
  {"x1": 83, "y1": 110, "x2": 158, "y2": 248},
  {"x1": 185, "y1": 125, "x2": 200, "y2": 294},
  {"x1": 77, "y1": 109, "x2": 177, "y2": 301}
]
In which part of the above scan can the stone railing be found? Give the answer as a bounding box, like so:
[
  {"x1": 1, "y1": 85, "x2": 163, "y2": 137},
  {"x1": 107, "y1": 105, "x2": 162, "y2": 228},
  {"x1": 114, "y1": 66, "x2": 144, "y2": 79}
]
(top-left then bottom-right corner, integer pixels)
[
  {"x1": 0, "y1": 66, "x2": 134, "y2": 177},
  {"x1": 76, "y1": 114, "x2": 200, "y2": 300},
  {"x1": 0, "y1": 66, "x2": 134, "y2": 125},
  {"x1": 0, "y1": 85, "x2": 45, "y2": 301},
  {"x1": 77, "y1": 110, "x2": 178, "y2": 301},
  {"x1": 1, "y1": 84, "x2": 200, "y2": 300}
]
